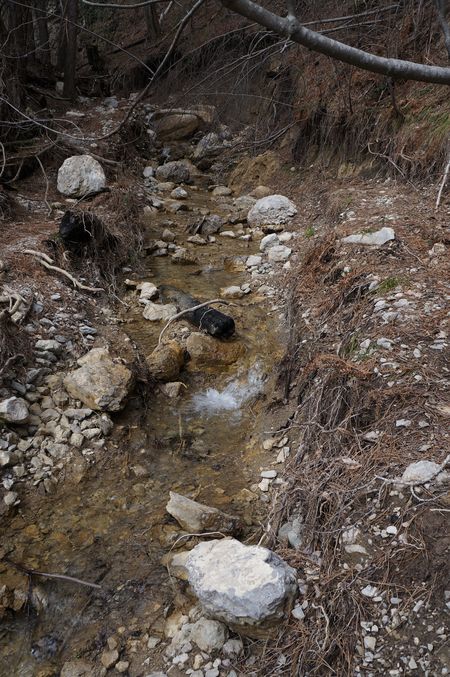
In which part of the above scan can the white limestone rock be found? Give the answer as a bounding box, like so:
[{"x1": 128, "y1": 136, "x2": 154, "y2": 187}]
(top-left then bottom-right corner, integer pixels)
[
  {"x1": 57, "y1": 155, "x2": 106, "y2": 197},
  {"x1": 247, "y1": 195, "x2": 297, "y2": 227},
  {"x1": 341, "y1": 227, "x2": 395, "y2": 246},
  {"x1": 186, "y1": 538, "x2": 297, "y2": 635},
  {"x1": 63, "y1": 348, "x2": 133, "y2": 412}
]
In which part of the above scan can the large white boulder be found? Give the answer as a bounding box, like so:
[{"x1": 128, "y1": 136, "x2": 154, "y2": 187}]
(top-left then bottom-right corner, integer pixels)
[
  {"x1": 57, "y1": 155, "x2": 106, "y2": 197},
  {"x1": 247, "y1": 195, "x2": 297, "y2": 227},
  {"x1": 63, "y1": 348, "x2": 133, "y2": 411},
  {"x1": 186, "y1": 538, "x2": 297, "y2": 635}
]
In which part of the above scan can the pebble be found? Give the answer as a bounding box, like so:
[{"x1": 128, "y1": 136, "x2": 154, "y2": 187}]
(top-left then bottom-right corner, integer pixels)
[
  {"x1": 260, "y1": 470, "x2": 277, "y2": 479},
  {"x1": 101, "y1": 648, "x2": 119, "y2": 669}
]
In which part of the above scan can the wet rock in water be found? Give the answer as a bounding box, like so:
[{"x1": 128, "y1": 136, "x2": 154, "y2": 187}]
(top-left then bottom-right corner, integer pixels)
[
  {"x1": 142, "y1": 301, "x2": 177, "y2": 321},
  {"x1": 194, "y1": 214, "x2": 224, "y2": 236},
  {"x1": 186, "y1": 538, "x2": 297, "y2": 636},
  {"x1": 190, "y1": 618, "x2": 228, "y2": 652},
  {"x1": 247, "y1": 195, "x2": 297, "y2": 227},
  {"x1": 220, "y1": 286, "x2": 245, "y2": 299},
  {"x1": 160, "y1": 381, "x2": 185, "y2": 398},
  {"x1": 57, "y1": 155, "x2": 106, "y2": 197},
  {"x1": 186, "y1": 333, "x2": 244, "y2": 368},
  {"x1": 155, "y1": 160, "x2": 191, "y2": 184},
  {"x1": 341, "y1": 227, "x2": 395, "y2": 246},
  {"x1": 146, "y1": 341, "x2": 185, "y2": 382},
  {"x1": 171, "y1": 247, "x2": 198, "y2": 265},
  {"x1": 137, "y1": 282, "x2": 159, "y2": 304},
  {"x1": 0, "y1": 397, "x2": 29, "y2": 424},
  {"x1": 166, "y1": 491, "x2": 241, "y2": 534},
  {"x1": 171, "y1": 187, "x2": 188, "y2": 199},
  {"x1": 64, "y1": 348, "x2": 133, "y2": 412},
  {"x1": 161, "y1": 549, "x2": 190, "y2": 580}
]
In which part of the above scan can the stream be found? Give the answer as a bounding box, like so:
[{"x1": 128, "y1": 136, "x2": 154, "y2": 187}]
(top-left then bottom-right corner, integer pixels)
[{"x1": 0, "y1": 183, "x2": 286, "y2": 675}]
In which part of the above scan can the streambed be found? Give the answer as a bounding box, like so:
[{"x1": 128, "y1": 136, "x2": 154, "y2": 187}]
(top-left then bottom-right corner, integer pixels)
[{"x1": 0, "y1": 185, "x2": 287, "y2": 675}]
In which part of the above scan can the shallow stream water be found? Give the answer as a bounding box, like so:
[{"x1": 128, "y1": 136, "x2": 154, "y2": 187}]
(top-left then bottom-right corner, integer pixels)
[{"x1": 0, "y1": 186, "x2": 285, "y2": 675}]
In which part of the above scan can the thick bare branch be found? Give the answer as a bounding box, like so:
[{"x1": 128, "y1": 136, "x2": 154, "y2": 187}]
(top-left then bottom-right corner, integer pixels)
[{"x1": 221, "y1": 0, "x2": 450, "y2": 85}]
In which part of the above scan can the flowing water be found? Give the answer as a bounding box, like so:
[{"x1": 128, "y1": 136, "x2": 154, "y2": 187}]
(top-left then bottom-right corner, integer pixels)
[{"x1": 0, "y1": 186, "x2": 285, "y2": 675}]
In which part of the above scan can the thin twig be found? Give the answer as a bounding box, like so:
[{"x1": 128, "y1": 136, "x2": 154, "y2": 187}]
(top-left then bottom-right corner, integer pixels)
[
  {"x1": 435, "y1": 151, "x2": 450, "y2": 210},
  {"x1": 4, "y1": 558, "x2": 102, "y2": 590}
]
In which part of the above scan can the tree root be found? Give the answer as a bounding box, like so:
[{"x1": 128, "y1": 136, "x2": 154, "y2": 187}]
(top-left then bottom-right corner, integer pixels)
[{"x1": 23, "y1": 249, "x2": 104, "y2": 293}]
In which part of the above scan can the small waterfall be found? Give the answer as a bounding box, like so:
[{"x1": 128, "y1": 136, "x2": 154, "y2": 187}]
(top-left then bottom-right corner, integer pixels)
[{"x1": 190, "y1": 363, "x2": 265, "y2": 417}]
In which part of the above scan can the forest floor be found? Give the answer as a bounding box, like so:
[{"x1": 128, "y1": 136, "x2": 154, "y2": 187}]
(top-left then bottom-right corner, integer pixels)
[{"x1": 0, "y1": 94, "x2": 449, "y2": 676}]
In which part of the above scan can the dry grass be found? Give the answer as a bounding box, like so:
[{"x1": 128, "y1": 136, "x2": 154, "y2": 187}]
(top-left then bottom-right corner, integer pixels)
[{"x1": 250, "y1": 224, "x2": 449, "y2": 674}]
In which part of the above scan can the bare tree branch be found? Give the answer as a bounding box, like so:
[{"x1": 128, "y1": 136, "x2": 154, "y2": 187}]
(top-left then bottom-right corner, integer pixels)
[
  {"x1": 81, "y1": 0, "x2": 171, "y2": 8},
  {"x1": 221, "y1": 0, "x2": 450, "y2": 84}
]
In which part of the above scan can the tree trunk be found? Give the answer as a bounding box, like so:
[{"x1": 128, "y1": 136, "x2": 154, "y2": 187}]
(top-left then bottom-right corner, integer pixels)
[
  {"x1": 34, "y1": 0, "x2": 51, "y2": 65},
  {"x1": 62, "y1": 0, "x2": 79, "y2": 99},
  {"x1": 145, "y1": 3, "x2": 161, "y2": 43},
  {"x1": 222, "y1": 0, "x2": 450, "y2": 85}
]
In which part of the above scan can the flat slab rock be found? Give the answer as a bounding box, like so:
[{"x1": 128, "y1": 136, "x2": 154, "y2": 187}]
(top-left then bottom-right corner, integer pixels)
[
  {"x1": 166, "y1": 491, "x2": 240, "y2": 534},
  {"x1": 63, "y1": 348, "x2": 133, "y2": 412},
  {"x1": 186, "y1": 538, "x2": 297, "y2": 635},
  {"x1": 341, "y1": 226, "x2": 395, "y2": 246}
]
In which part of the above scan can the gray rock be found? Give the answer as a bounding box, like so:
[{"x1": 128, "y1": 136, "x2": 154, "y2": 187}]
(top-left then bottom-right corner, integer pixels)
[
  {"x1": 0, "y1": 397, "x2": 29, "y2": 424},
  {"x1": 139, "y1": 282, "x2": 159, "y2": 302},
  {"x1": 190, "y1": 618, "x2": 228, "y2": 652},
  {"x1": 193, "y1": 132, "x2": 222, "y2": 162},
  {"x1": 401, "y1": 460, "x2": 446, "y2": 485},
  {"x1": 155, "y1": 161, "x2": 190, "y2": 184},
  {"x1": 220, "y1": 286, "x2": 245, "y2": 299},
  {"x1": 222, "y1": 638, "x2": 243, "y2": 657},
  {"x1": 341, "y1": 227, "x2": 395, "y2": 246},
  {"x1": 259, "y1": 234, "x2": 279, "y2": 251},
  {"x1": 63, "y1": 348, "x2": 133, "y2": 412},
  {"x1": 267, "y1": 245, "x2": 291, "y2": 262},
  {"x1": 246, "y1": 254, "x2": 262, "y2": 267},
  {"x1": 171, "y1": 187, "x2": 188, "y2": 199},
  {"x1": 166, "y1": 492, "x2": 240, "y2": 534},
  {"x1": 247, "y1": 195, "x2": 297, "y2": 227},
  {"x1": 57, "y1": 155, "x2": 106, "y2": 197},
  {"x1": 142, "y1": 302, "x2": 177, "y2": 322},
  {"x1": 64, "y1": 408, "x2": 93, "y2": 420},
  {"x1": 35, "y1": 339, "x2": 62, "y2": 353},
  {"x1": 197, "y1": 214, "x2": 224, "y2": 236},
  {"x1": 143, "y1": 166, "x2": 154, "y2": 178},
  {"x1": 186, "y1": 539, "x2": 297, "y2": 634}
]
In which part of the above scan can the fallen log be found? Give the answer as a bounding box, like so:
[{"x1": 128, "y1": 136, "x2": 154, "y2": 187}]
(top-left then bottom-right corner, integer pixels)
[{"x1": 159, "y1": 286, "x2": 235, "y2": 338}]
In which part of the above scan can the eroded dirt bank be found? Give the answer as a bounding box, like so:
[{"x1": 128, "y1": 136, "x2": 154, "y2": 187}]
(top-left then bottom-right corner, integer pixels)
[{"x1": 0, "y1": 99, "x2": 449, "y2": 676}]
